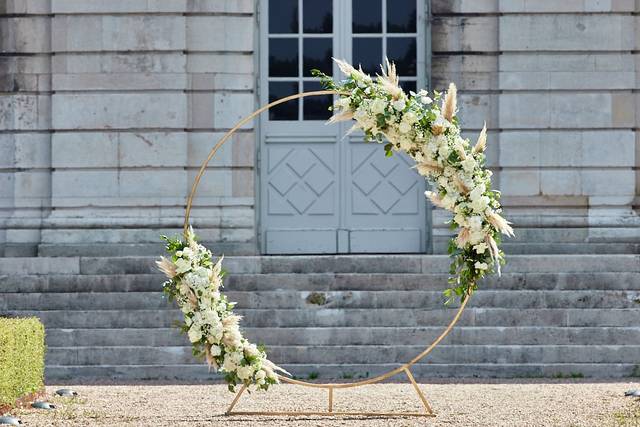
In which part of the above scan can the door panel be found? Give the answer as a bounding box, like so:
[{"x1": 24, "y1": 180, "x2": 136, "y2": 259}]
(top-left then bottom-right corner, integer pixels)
[{"x1": 260, "y1": 0, "x2": 428, "y2": 254}]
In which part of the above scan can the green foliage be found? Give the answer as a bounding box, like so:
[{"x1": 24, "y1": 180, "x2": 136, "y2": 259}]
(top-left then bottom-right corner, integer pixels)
[
  {"x1": 307, "y1": 371, "x2": 319, "y2": 380},
  {"x1": 0, "y1": 317, "x2": 46, "y2": 407}
]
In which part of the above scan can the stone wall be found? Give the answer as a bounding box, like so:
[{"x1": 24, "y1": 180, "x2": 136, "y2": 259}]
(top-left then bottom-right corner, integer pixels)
[
  {"x1": 0, "y1": 0, "x2": 257, "y2": 256},
  {"x1": 431, "y1": 0, "x2": 639, "y2": 254},
  {"x1": 1, "y1": 0, "x2": 638, "y2": 256}
]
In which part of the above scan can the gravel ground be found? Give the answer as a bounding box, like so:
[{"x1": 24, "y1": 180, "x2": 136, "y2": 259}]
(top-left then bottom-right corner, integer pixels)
[{"x1": 7, "y1": 380, "x2": 640, "y2": 426}]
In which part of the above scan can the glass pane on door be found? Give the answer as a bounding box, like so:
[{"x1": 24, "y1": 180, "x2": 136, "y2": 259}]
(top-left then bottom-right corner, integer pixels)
[{"x1": 267, "y1": 0, "x2": 333, "y2": 121}]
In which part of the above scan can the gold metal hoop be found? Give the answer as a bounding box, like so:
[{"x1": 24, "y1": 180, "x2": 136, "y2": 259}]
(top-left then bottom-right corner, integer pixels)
[{"x1": 183, "y1": 90, "x2": 472, "y2": 417}]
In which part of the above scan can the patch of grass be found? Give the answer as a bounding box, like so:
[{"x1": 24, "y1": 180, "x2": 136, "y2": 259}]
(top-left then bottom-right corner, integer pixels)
[
  {"x1": 552, "y1": 372, "x2": 584, "y2": 379},
  {"x1": 341, "y1": 372, "x2": 354, "y2": 379},
  {"x1": 0, "y1": 317, "x2": 46, "y2": 408},
  {"x1": 306, "y1": 292, "x2": 327, "y2": 306},
  {"x1": 630, "y1": 365, "x2": 640, "y2": 378},
  {"x1": 613, "y1": 404, "x2": 640, "y2": 426},
  {"x1": 307, "y1": 371, "x2": 319, "y2": 380}
]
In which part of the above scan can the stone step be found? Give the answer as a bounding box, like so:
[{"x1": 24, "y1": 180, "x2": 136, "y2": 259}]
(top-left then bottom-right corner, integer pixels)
[
  {"x1": 45, "y1": 326, "x2": 640, "y2": 347},
  {"x1": 2, "y1": 272, "x2": 639, "y2": 293},
  {"x1": 6, "y1": 308, "x2": 640, "y2": 328},
  {"x1": 44, "y1": 345, "x2": 640, "y2": 366},
  {"x1": 4, "y1": 290, "x2": 640, "y2": 310},
  {"x1": 45, "y1": 362, "x2": 637, "y2": 381},
  {"x1": 1, "y1": 254, "x2": 638, "y2": 275}
]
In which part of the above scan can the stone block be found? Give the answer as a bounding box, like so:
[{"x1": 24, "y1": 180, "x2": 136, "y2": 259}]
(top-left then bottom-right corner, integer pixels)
[
  {"x1": 188, "y1": 132, "x2": 232, "y2": 167},
  {"x1": 432, "y1": 16, "x2": 498, "y2": 53},
  {"x1": 11, "y1": 171, "x2": 50, "y2": 207},
  {"x1": 499, "y1": 71, "x2": 635, "y2": 90},
  {"x1": 498, "y1": 131, "x2": 540, "y2": 167},
  {"x1": 187, "y1": 53, "x2": 254, "y2": 74},
  {"x1": 187, "y1": 0, "x2": 254, "y2": 13},
  {"x1": 457, "y1": 93, "x2": 496, "y2": 129},
  {"x1": 118, "y1": 170, "x2": 187, "y2": 197},
  {"x1": 432, "y1": 55, "x2": 498, "y2": 91},
  {"x1": 55, "y1": 53, "x2": 186, "y2": 74},
  {"x1": 187, "y1": 169, "x2": 231, "y2": 196},
  {"x1": 499, "y1": 93, "x2": 626, "y2": 129},
  {"x1": 53, "y1": 73, "x2": 188, "y2": 91},
  {"x1": 52, "y1": 170, "x2": 119, "y2": 198},
  {"x1": 581, "y1": 131, "x2": 635, "y2": 167},
  {"x1": 499, "y1": 15, "x2": 634, "y2": 51},
  {"x1": 582, "y1": 170, "x2": 635, "y2": 196},
  {"x1": 5, "y1": 0, "x2": 52, "y2": 14},
  {"x1": 213, "y1": 92, "x2": 255, "y2": 129},
  {"x1": 0, "y1": 133, "x2": 50, "y2": 168},
  {"x1": 52, "y1": 16, "x2": 186, "y2": 52},
  {"x1": 119, "y1": 132, "x2": 187, "y2": 167},
  {"x1": 52, "y1": 93, "x2": 187, "y2": 129},
  {"x1": 500, "y1": 170, "x2": 540, "y2": 196},
  {"x1": 52, "y1": 0, "x2": 187, "y2": 13},
  {"x1": 187, "y1": 16, "x2": 254, "y2": 52},
  {"x1": 432, "y1": 0, "x2": 499, "y2": 14},
  {"x1": 232, "y1": 169, "x2": 254, "y2": 197},
  {"x1": 0, "y1": 17, "x2": 51, "y2": 53},
  {"x1": 541, "y1": 170, "x2": 582, "y2": 196},
  {"x1": 52, "y1": 133, "x2": 118, "y2": 168},
  {"x1": 499, "y1": 0, "x2": 635, "y2": 12},
  {"x1": 0, "y1": 95, "x2": 43, "y2": 131},
  {"x1": 188, "y1": 73, "x2": 253, "y2": 91}
]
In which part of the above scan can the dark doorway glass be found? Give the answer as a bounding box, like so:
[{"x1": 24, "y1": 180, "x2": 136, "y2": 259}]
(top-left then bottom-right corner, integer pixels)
[
  {"x1": 269, "y1": 0, "x2": 298, "y2": 33},
  {"x1": 269, "y1": 38, "x2": 299, "y2": 77},
  {"x1": 303, "y1": 0, "x2": 333, "y2": 33},
  {"x1": 352, "y1": 0, "x2": 382, "y2": 33},
  {"x1": 352, "y1": 37, "x2": 382, "y2": 75},
  {"x1": 387, "y1": 0, "x2": 416, "y2": 33},
  {"x1": 303, "y1": 81, "x2": 332, "y2": 120},
  {"x1": 269, "y1": 81, "x2": 299, "y2": 120},
  {"x1": 303, "y1": 38, "x2": 333, "y2": 76},
  {"x1": 387, "y1": 37, "x2": 416, "y2": 76}
]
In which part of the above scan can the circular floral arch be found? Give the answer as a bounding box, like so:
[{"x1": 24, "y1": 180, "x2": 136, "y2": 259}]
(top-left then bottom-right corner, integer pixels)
[{"x1": 158, "y1": 59, "x2": 514, "y2": 407}]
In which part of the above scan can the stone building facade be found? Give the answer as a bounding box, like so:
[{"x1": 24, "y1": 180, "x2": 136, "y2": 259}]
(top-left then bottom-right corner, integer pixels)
[{"x1": 1, "y1": 0, "x2": 639, "y2": 257}]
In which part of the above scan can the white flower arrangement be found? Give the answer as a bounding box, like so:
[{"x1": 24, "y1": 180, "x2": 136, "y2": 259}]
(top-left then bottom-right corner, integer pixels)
[
  {"x1": 314, "y1": 58, "x2": 514, "y2": 303},
  {"x1": 157, "y1": 229, "x2": 287, "y2": 392}
]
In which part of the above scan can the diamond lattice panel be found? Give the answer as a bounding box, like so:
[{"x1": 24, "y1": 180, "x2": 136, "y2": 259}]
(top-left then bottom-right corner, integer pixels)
[
  {"x1": 267, "y1": 145, "x2": 336, "y2": 216},
  {"x1": 351, "y1": 144, "x2": 419, "y2": 215}
]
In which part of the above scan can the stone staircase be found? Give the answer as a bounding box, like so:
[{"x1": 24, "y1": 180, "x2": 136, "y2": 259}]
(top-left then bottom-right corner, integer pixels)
[{"x1": 0, "y1": 255, "x2": 639, "y2": 381}]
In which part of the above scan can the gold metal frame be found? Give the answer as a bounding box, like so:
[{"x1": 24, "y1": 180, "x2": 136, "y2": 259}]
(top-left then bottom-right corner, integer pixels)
[{"x1": 183, "y1": 90, "x2": 472, "y2": 418}]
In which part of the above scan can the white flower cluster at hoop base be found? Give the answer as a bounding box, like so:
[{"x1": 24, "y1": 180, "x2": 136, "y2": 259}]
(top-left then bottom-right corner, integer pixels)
[
  {"x1": 157, "y1": 229, "x2": 287, "y2": 392},
  {"x1": 314, "y1": 59, "x2": 514, "y2": 303}
]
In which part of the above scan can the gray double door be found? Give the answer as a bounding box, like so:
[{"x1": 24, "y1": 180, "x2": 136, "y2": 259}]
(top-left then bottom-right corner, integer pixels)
[{"x1": 259, "y1": 0, "x2": 429, "y2": 254}]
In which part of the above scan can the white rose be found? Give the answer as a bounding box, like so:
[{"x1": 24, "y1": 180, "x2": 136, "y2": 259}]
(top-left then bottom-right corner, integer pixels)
[
  {"x1": 421, "y1": 96, "x2": 433, "y2": 104},
  {"x1": 438, "y1": 143, "x2": 450, "y2": 159},
  {"x1": 209, "y1": 345, "x2": 222, "y2": 356},
  {"x1": 453, "y1": 213, "x2": 467, "y2": 227},
  {"x1": 222, "y1": 355, "x2": 237, "y2": 372},
  {"x1": 474, "y1": 242, "x2": 488, "y2": 254},
  {"x1": 469, "y1": 184, "x2": 486, "y2": 202},
  {"x1": 469, "y1": 230, "x2": 485, "y2": 245},
  {"x1": 442, "y1": 195, "x2": 457, "y2": 210},
  {"x1": 175, "y1": 258, "x2": 191, "y2": 275},
  {"x1": 188, "y1": 327, "x2": 202, "y2": 343},
  {"x1": 392, "y1": 99, "x2": 406, "y2": 111},
  {"x1": 370, "y1": 98, "x2": 387, "y2": 115},
  {"x1": 404, "y1": 111, "x2": 418, "y2": 124},
  {"x1": 237, "y1": 365, "x2": 255, "y2": 381},
  {"x1": 467, "y1": 216, "x2": 483, "y2": 231},
  {"x1": 461, "y1": 157, "x2": 476, "y2": 173},
  {"x1": 255, "y1": 370, "x2": 266, "y2": 381},
  {"x1": 398, "y1": 121, "x2": 412, "y2": 134},
  {"x1": 244, "y1": 343, "x2": 260, "y2": 358},
  {"x1": 470, "y1": 195, "x2": 490, "y2": 213},
  {"x1": 474, "y1": 262, "x2": 489, "y2": 271}
]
